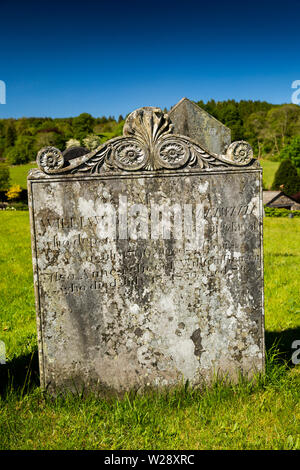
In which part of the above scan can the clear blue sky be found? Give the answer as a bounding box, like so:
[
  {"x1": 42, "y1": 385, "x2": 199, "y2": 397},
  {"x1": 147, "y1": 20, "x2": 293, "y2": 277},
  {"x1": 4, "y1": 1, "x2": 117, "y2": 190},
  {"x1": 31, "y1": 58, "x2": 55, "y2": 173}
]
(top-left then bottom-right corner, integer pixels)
[{"x1": 0, "y1": 0, "x2": 300, "y2": 118}]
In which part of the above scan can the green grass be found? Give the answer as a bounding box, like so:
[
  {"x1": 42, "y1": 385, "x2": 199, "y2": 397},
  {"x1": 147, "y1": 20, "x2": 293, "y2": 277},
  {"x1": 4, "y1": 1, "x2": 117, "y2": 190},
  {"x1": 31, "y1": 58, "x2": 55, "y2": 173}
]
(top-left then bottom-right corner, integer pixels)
[
  {"x1": 0, "y1": 213, "x2": 299, "y2": 450},
  {"x1": 0, "y1": 212, "x2": 36, "y2": 359},
  {"x1": 9, "y1": 162, "x2": 37, "y2": 189},
  {"x1": 259, "y1": 159, "x2": 280, "y2": 190}
]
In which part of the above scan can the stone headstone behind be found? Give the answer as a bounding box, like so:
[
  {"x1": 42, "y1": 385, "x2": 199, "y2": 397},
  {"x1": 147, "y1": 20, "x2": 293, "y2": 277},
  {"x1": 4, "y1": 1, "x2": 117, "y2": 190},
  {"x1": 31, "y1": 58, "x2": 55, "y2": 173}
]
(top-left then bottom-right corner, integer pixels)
[
  {"x1": 28, "y1": 106, "x2": 264, "y2": 395},
  {"x1": 169, "y1": 97, "x2": 231, "y2": 155}
]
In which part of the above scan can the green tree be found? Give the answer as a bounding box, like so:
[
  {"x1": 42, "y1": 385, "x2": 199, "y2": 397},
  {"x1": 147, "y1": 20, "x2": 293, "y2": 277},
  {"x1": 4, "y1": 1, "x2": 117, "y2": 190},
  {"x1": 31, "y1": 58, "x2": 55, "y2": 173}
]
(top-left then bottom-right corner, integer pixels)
[
  {"x1": 0, "y1": 163, "x2": 10, "y2": 190},
  {"x1": 0, "y1": 121, "x2": 6, "y2": 158},
  {"x1": 5, "y1": 121, "x2": 16, "y2": 148},
  {"x1": 73, "y1": 113, "x2": 95, "y2": 141},
  {"x1": 35, "y1": 130, "x2": 65, "y2": 152},
  {"x1": 279, "y1": 137, "x2": 300, "y2": 169},
  {"x1": 271, "y1": 159, "x2": 300, "y2": 195},
  {"x1": 5, "y1": 136, "x2": 35, "y2": 164},
  {"x1": 55, "y1": 120, "x2": 74, "y2": 140},
  {"x1": 244, "y1": 111, "x2": 267, "y2": 158}
]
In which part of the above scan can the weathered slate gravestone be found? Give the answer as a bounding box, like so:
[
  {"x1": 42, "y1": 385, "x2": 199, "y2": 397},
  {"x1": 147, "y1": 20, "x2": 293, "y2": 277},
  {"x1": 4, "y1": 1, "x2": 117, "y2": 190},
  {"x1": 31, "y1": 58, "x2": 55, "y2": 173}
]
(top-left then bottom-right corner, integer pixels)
[
  {"x1": 28, "y1": 106, "x2": 264, "y2": 395},
  {"x1": 169, "y1": 97, "x2": 231, "y2": 154}
]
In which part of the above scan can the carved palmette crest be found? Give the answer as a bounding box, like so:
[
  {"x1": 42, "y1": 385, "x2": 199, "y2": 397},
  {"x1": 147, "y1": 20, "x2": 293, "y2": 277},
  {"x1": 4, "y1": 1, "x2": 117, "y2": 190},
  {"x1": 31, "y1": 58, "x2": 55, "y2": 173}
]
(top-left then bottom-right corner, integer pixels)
[{"x1": 36, "y1": 107, "x2": 255, "y2": 175}]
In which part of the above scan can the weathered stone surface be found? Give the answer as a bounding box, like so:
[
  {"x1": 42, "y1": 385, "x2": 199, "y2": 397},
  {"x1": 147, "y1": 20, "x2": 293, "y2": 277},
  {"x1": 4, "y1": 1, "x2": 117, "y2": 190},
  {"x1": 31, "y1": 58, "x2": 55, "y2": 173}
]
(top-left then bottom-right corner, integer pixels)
[
  {"x1": 169, "y1": 97, "x2": 231, "y2": 154},
  {"x1": 28, "y1": 107, "x2": 264, "y2": 395},
  {"x1": 0, "y1": 340, "x2": 5, "y2": 364}
]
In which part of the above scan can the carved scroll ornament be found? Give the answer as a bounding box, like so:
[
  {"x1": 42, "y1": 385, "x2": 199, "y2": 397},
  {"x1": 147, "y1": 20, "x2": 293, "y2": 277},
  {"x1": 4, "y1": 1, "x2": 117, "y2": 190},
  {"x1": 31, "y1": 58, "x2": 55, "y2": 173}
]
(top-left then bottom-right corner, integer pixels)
[{"x1": 37, "y1": 107, "x2": 255, "y2": 175}]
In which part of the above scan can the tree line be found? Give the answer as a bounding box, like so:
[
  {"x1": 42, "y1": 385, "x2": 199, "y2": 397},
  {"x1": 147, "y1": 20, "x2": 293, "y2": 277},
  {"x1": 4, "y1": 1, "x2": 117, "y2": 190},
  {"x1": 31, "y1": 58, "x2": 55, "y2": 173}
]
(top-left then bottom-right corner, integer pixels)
[
  {"x1": 0, "y1": 113, "x2": 125, "y2": 165},
  {"x1": 0, "y1": 100, "x2": 300, "y2": 195}
]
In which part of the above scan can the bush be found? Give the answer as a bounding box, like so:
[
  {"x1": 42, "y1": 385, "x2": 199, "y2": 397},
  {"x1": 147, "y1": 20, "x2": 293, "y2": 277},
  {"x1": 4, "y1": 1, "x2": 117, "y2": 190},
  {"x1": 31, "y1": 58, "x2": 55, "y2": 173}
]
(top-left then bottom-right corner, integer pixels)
[
  {"x1": 264, "y1": 206, "x2": 300, "y2": 217},
  {"x1": 82, "y1": 134, "x2": 102, "y2": 151},
  {"x1": 65, "y1": 138, "x2": 81, "y2": 149},
  {"x1": 6, "y1": 201, "x2": 28, "y2": 211}
]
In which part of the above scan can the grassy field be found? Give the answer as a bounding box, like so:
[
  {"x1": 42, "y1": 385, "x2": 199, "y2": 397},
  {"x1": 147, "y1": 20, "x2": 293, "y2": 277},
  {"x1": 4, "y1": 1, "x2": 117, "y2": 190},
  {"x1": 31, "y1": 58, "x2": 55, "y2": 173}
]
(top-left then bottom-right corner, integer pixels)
[
  {"x1": 259, "y1": 159, "x2": 280, "y2": 189},
  {"x1": 9, "y1": 159, "x2": 280, "y2": 190},
  {"x1": 9, "y1": 163, "x2": 37, "y2": 189},
  {"x1": 0, "y1": 213, "x2": 299, "y2": 449}
]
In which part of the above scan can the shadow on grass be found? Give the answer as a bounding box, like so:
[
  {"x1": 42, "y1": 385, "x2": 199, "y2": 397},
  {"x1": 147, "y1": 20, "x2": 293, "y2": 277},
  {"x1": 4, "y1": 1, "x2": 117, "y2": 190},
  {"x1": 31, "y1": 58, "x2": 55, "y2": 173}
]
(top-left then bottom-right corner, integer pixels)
[
  {"x1": 0, "y1": 349, "x2": 39, "y2": 396},
  {"x1": 265, "y1": 327, "x2": 300, "y2": 364}
]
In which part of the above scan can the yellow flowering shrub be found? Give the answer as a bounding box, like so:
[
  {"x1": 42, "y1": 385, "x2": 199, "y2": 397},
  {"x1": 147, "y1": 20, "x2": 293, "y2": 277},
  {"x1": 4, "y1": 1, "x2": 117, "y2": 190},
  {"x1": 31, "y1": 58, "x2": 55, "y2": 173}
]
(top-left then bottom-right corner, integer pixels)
[{"x1": 6, "y1": 184, "x2": 22, "y2": 201}]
